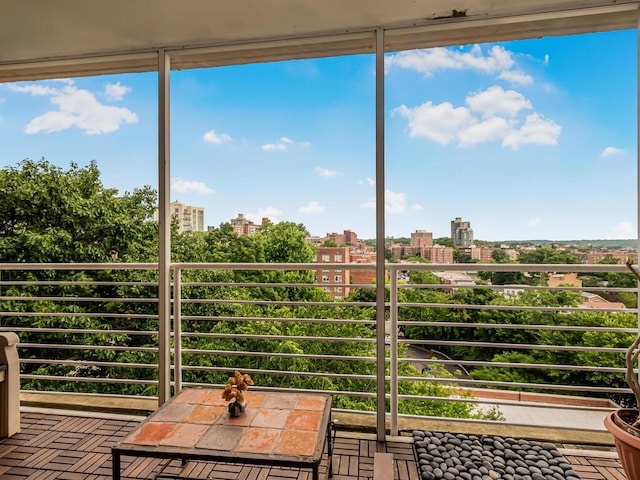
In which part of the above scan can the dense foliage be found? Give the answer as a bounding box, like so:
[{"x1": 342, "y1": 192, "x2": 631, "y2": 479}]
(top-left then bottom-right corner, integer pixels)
[{"x1": 0, "y1": 159, "x2": 502, "y2": 420}]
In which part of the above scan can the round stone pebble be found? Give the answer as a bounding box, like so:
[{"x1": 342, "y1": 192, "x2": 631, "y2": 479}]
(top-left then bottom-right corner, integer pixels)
[{"x1": 413, "y1": 431, "x2": 578, "y2": 480}]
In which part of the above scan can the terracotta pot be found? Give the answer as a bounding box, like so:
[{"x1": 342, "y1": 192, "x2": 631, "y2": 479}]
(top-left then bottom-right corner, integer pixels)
[{"x1": 604, "y1": 409, "x2": 640, "y2": 479}]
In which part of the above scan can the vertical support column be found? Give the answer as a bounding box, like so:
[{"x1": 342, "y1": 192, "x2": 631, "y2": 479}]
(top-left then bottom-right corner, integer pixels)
[
  {"x1": 636, "y1": 14, "x2": 640, "y2": 361},
  {"x1": 375, "y1": 27, "x2": 387, "y2": 442},
  {"x1": 389, "y1": 267, "x2": 398, "y2": 436},
  {"x1": 158, "y1": 50, "x2": 172, "y2": 406},
  {"x1": 637, "y1": 14, "x2": 640, "y2": 352},
  {"x1": 174, "y1": 266, "x2": 182, "y2": 392},
  {"x1": 0, "y1": 332, "x2": 20, "y2": 437}
]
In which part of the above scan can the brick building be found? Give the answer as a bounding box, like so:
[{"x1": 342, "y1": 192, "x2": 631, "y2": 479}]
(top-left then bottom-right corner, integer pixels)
[
  {"x1": 315, "y1": 247, "x2": 376, "y2": 298},
  {"x1": 410, "y1": 230, "x2": 433, "y2": 249},
  {"x1": 316, "y1": 247, "x2": 350, "y2": 299},
  {"x1": 229, "y1": 213, "x2": 268, "y2": 236},
  {"x1": 325, "y1": 230, "x2": 358, "y2": 245}
]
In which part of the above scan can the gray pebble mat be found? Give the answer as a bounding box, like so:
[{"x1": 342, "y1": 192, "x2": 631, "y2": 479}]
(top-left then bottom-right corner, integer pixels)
[{"x1": 413, "y1": 431, "x2": 580, "y2": 480}]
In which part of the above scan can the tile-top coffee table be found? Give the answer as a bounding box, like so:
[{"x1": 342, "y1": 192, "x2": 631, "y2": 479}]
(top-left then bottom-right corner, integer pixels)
[{"x1": 112, "y1": 389, "x2": 335, "y2": 480}]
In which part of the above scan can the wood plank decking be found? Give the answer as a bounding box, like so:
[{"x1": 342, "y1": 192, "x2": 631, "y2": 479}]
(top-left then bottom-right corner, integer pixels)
[{"x1": 0, "y1": 410, "x2": 627, "y2": 480}]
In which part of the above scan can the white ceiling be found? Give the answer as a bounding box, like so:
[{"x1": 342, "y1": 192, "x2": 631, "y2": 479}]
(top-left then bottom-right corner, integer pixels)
[{"x1": 0, "y1": 0, "x2": 638, "y2": 81}]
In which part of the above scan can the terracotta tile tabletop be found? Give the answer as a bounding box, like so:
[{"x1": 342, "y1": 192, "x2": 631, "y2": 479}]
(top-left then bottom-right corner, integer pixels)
[{"x1": 114, "y1": 389, "x2": 333, "y2": 464}]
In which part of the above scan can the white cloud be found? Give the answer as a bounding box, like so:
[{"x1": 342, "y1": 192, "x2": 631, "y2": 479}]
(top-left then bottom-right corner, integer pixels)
[
  {"x1": 262, "y1": 137, "x2": 310, "y2": 151},
  {"x1": 385, "y1": 190, "x2": 407, "y2": 214},
  {"x1": 361, "y1": 189, "x2": 407, "y2": 214},
  {"x1": 386, "y1": 44, "x2": 514, "y2": 78},
  {"x1": 171, "y1": 177, "x2": 214, "y2": 195},
  {"x1": 203, "y1": 129, "x2": 233, "y2": 144},
  {"x1": 412, "y1": 203, "x2": 424, "y2": 211},
  {"x1": 394, "y1": 86, "x2": 560, "y2": 149},
  {"x1": 246, "y1": 207, "x2": 283, "y2": 223},
  {"x1": 502, "y1": 113, "x2": 561, "y2": 150},
  {"x1": 497, "y1": 69, "x2": 533, "y2": 85},
  {"x1": 466, "y1": 86, "x2": 531, "y2": 118},
  {"x1": 103, "y1": 82, "x2": 131, "y2": 101},
  {"x1": 299, "y1": 201, "x2": 325, "y2": 214},
  {"x1": 394, "y1": 102, "x2": 474, "y2": 145},
  {"x1": 544, "y1": 54, "x2": 550, "y2": 64},
  {"x1": 528, "y1": 218, "x2": 541, "y2": 227},
  {"x1": 9, "y1": 80, "x2": 138, "y2": 134},
  {"x1": 262, "y1": 142, "x2": 286, "y2": 151},
  {"x1": 361, "y1": 198, "x2": 375, "y2": 209},
  {"x1": 457, "y1": 117, "x2": 511, "y2": 147},
  {"x1": 8, "y1": 84, "x2": 58, "y2": 96},
  {"x1": 608, "y1": 221, "x2": 635, "y2": 239},
  {"x1": 358, "y1": 177, "x2": 376, "y2": 186},
  {"x1": 601, "y1": 146, "x2": 625, "y2": 157},
  {"x1": 315, "y1": 166, "x2": 342, "y2": 178}
]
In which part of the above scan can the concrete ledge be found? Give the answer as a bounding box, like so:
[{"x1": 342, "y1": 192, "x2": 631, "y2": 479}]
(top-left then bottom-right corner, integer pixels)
[
  {"x1": 20, "y1": 391, "x2": 616, "y2": 447},
  {"x1": 20, "y1": 391, "x2": 157, "y2": 416}
]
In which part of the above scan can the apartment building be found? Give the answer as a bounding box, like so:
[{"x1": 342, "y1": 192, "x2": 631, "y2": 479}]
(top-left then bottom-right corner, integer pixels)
[
  {"x1": 410, "y1": 230, "x2": 433, "y2": 249},
  {"x1": 154, "y1": 201, "x2": 205, "y2": 232},
  {"x1": 350, "y1": 252, "x2": 377, "y2": 287},
  {"x1": 230, "y1": 213, "x2": 269, "y2": 236},
  {"x1": 316, "y1": 247, "x2": 350, "y2": 299},
  {"x1": 325, "y1": 230, "x2": 358, "y2": 245},
  {"x1": 422, "y1": 245, "x2": 454, "y2": 264},
  {"x1": 315, "y1": 247, "x2": 377, "y2": 299},
  {"x1": 451, "y1": 217, "x2": 474, "y2": 247},
  {"x1": 580, "y1": 250, "x2": 638, "y2": 264}
]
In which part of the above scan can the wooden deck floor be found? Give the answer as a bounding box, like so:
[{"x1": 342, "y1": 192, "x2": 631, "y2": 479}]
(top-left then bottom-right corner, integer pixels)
[{"x1": 0, "y1": 409, "x2": 627, "y2": 480}]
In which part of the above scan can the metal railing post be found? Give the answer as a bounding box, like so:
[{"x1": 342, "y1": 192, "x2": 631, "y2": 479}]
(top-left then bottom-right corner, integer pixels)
[
  {"x1": 389, "y1": 266, "x2": 399, "y2": 436},
  {"x1": 173, "y1": 267, "x2": 182, "y2": 393},
  {"x1": 375, "y1": 27, "x2": 387, "y2": 442},
  {"x1": 157, "y1": 49, "x2": 172, "y2": 406}
]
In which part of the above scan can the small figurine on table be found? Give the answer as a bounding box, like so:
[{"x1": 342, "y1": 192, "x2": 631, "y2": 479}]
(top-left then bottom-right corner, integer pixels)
[{"x1": 221, "y1": 370, "x2": 254, "y2": 417}]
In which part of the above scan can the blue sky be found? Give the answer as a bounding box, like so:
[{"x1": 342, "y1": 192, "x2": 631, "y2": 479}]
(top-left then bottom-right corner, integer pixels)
[{"x1": 0, "y1": 29, "x2": 637, "y2": 241}]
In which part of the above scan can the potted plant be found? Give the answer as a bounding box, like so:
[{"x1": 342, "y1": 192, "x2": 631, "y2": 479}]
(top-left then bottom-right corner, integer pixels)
[
  {"x1": 604, "y1": 261, "x2": 640, "y2": 477},
  {"x1": 221, "y1": 370, "x2": 254, "y2": 417}
]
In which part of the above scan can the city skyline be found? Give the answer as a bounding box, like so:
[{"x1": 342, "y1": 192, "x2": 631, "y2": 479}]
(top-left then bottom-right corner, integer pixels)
[{"x1": 0, "y1": 29, "x2": 636, "y2": 241}]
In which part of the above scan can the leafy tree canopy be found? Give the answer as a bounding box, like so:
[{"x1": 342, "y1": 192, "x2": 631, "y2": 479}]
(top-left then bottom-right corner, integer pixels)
[
  {"x1": 0, "y1": 158, "x2": 156, "y2": 263},
  {"x1": 517, "y1": 246, "x2": 582, "y2": 264}
]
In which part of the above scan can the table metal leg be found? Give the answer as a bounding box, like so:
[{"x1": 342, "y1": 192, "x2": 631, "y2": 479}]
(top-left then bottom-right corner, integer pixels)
[
  {"x1": 326, "y1": 421, "x2": 337, "y2": 478},
  {"x1": 112, "y1": 451, "x2": 120, "y2": 480}
]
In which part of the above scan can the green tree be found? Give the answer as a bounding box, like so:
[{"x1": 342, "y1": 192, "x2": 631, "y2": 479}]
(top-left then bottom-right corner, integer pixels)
[
  {"x1": 478, "y1": 249, "x2": 524, "y2": 285},
  {"x1": 517, "y1": 246, "x2": 582, "y2": 265},
  {"x1": 0, "y1": 159, "x2": 156, "y2": 263},
  {"x1": 434, "y1": 237, "x2": 454, "y2": 247},
  {"x1": 0, "y1": 159, "x2": 159, "y2": 394}
]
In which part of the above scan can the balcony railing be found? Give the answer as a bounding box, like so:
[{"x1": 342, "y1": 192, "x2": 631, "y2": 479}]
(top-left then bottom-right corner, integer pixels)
[{"x1": 0, "y1": 261, "x2": 635, "y2": 437}]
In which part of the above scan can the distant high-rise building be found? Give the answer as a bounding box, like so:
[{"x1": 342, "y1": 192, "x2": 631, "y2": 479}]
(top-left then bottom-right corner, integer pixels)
[
  {"x1": 153, "y1": 201, "x2": 205, "y2": 232},
  {"x1": 230, "y1": 213, "x2": 268, "y2": 236},
  {"x1": 451, "y1": 217, "x2": 474, "y2": 247},
  {"x1": 410, "y1": 230, "x2": 433, "y2": 248}
]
